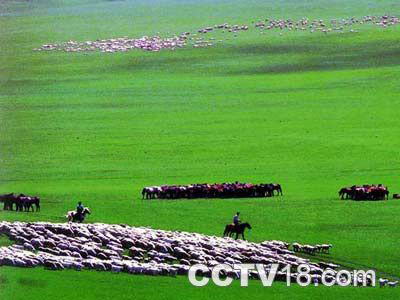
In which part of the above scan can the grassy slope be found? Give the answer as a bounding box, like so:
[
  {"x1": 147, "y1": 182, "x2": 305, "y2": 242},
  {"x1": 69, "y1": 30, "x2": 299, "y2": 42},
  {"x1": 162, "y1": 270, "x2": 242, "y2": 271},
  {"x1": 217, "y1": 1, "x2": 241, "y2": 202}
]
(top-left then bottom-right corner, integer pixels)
[
  {"x1": 1, "y1": 267, "x2": 398, "y2": 300},
  {"x1": 1, "y1": 0, "x2": 400, "y2": 299}
]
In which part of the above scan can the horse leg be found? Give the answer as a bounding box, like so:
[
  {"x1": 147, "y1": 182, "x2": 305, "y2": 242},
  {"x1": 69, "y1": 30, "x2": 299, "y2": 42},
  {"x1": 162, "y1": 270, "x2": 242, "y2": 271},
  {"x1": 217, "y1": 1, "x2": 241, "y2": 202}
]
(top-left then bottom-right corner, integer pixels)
[{"x1": 242, "y1": 232, "x2": 245, "y2": 240}]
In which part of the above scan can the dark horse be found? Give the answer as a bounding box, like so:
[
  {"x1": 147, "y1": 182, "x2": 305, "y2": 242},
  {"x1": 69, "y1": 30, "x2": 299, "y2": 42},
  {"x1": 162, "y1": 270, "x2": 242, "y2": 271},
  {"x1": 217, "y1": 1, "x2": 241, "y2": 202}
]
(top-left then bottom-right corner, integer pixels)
[
  {"x1": 20, "y1": 196, "x2": 40, "y2": 212},
  {"x1": 0, "y1": 193, "x2": 18, "y2": 210},
  {"x1": 223, "y1": 222, "x2": 252, "y2": 240},
  {"x1": 339, "y1": 187, "x2": 352, "y2": 199}
]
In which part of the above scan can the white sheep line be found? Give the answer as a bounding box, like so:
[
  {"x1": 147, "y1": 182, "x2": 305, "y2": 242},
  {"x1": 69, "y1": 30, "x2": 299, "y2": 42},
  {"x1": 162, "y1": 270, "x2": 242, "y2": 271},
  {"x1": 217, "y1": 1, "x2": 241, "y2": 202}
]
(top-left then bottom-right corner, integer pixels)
[
  {"x1": 33, "y1": 15, "x2": 399, "y2": 54},
  {"x1": 292, "y1": 242, "x2": 332, "y2": 255},
  {"x1": 0, "y1": 221, "x2": 380, "y2": 286}
]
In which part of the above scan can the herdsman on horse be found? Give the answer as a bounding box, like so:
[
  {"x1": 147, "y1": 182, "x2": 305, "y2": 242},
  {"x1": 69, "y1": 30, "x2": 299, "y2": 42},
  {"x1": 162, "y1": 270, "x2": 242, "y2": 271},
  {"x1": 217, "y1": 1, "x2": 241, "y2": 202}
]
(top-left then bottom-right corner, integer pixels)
[
  {"x1": 233, "y1": 212, "x2": 240, "y2": 228},
  {"x1": 66, "y1": 202, "x2": 91, "y2": 223},
  {"x1": 223, "y1": 212, "x2": 252, "y2": 240}
]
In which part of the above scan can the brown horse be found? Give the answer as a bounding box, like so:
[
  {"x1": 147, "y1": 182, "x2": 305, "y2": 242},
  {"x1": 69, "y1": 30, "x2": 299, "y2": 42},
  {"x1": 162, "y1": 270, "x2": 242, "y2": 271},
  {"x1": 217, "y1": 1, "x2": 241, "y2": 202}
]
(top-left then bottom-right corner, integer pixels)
[
  {"x1": 22, "y1": 196, "x2": 40, "y2": 212},
  {"x1": 0, "y1": 193, "x2": 18, "y2": 210},
  {"x1": 223, "y1": 222, "x2": 252, "y2": 240}
]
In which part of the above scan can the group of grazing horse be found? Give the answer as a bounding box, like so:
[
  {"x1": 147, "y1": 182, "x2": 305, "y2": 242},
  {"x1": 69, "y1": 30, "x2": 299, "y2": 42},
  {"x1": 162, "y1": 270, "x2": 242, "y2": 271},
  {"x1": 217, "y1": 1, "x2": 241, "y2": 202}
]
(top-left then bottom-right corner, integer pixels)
[
  {"x1": 142, "y1": 182, "x2": 283, "y2": 200},
  {"x1": 339, "y1": 184, "x2": 389, "y2": 200},
  {"x1": 0, "y1": 193, "x2": 40, "y2": 212}
]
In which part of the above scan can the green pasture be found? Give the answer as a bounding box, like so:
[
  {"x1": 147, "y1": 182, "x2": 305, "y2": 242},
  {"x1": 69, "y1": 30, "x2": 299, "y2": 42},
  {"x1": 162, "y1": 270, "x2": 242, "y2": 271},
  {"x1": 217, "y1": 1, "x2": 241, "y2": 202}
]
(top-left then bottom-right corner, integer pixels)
[{"x1": 1, "y1": 0, "x2": 400, "y2": 299}]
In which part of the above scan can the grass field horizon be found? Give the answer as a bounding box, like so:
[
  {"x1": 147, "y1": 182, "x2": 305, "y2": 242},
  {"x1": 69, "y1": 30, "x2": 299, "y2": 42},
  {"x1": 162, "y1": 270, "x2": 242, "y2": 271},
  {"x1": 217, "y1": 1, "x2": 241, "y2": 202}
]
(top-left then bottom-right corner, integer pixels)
[{"x1": 1, "y1": 0, "x2": 400, "y2": 299}]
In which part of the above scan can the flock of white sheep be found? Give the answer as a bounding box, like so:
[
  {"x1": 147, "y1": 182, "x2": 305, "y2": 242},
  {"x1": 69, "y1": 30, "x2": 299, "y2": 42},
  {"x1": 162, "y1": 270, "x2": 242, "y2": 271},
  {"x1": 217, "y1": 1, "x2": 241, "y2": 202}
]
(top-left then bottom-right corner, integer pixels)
[
  {"x1": 33, "y1": 35, "x2": 186, "y2": 53},
  {"x1": 0, "y1": 221, "x2": 388, "y2": 286},
  {"x1": 33, "y1": 14, "x2": 399, "y2": 53}
]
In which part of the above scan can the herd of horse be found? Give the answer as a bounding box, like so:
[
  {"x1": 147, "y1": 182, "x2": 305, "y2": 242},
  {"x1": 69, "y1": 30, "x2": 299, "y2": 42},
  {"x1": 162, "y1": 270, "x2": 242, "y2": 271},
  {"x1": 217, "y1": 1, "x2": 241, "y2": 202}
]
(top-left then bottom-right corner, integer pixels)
[
  {"x1": 0, "y1": 183, "x2": 395, "y2": 219},
  {"x1": 338, "y1": 184, "x2": 389, "y2": 200},
  {"x1": 142, "y1": 182, "x2": 283, "y2": 200},
  {"x1": 0, "y1": 193, "x2": 40, "y2": 212}
]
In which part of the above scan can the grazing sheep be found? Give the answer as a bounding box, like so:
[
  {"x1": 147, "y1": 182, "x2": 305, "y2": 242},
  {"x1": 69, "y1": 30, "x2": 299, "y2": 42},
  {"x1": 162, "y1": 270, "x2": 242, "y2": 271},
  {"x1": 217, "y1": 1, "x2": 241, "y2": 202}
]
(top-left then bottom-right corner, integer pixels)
[
  {"x1": 379, "y1": 278, "x2": 389, "y2": 287},
  {"x1": 0, "y1": 221, "x2": 368, "y2": 286},
  {"x1": 388, "y1": 281, "x2": 399, "y2": 287},
  {"x1": 320, "y1": 244, "x2": 333, "y2": 253},
  {"x1": 29, "y1": 15, "x2": 400, "y2": 57}
]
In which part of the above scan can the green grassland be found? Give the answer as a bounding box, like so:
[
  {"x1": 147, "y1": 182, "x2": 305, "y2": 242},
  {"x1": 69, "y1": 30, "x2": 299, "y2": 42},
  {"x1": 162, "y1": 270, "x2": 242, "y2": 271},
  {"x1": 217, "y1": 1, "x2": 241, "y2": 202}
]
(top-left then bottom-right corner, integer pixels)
[{"x1": 1, "y1": 0, "x2": 400, "y2": 299}]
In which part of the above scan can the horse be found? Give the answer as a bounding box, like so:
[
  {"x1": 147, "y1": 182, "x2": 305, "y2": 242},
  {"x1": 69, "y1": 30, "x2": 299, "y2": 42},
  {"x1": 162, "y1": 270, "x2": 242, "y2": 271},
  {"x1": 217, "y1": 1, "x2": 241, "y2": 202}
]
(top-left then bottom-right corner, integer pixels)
[
  {"x1": 338, "y1": 187, "x2": 352, "y2": 199},
  {"x1": 223, "y1": 222, "x2": 252, "y2": 240},
  {"x1": 142, "y1": 187, "x2": 160, "y2": 199},
  {"x1": 0, "y1": 193, "x2": 18, "y2": 210},
  {"x1": 22, "y1": 196, "x2": 40, "y2": 212},
  {"x1": 271, "y1": 184, "x2": 283, "y2": 196},
  {"x1": 66, "y1": 207, "x2": 91, "y2": 223},
  {"x1": 15, "y1": 194, "x2": 28, "y2": 211}
]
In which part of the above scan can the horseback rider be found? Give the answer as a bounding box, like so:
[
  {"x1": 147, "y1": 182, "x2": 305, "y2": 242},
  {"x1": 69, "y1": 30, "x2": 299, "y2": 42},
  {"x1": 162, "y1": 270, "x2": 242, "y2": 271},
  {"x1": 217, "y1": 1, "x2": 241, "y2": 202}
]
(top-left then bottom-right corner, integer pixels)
[
  {"x1": 76, "y1": 202, "x2": 84, "y2": 222},
  {"x1": 233, "y1": 212, "x2": 241, "y2": 230}
]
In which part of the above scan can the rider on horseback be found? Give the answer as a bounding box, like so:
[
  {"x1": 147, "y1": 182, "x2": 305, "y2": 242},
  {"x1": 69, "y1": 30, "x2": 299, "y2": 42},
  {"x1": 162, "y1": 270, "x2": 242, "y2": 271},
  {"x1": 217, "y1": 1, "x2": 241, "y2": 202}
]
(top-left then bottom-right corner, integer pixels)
[
  {"x1": 233, "y1": 212, "x2": 241, "y2": 230},
  {"x1": 76, "y1": 202, "x2": 84, "y2": 222}
]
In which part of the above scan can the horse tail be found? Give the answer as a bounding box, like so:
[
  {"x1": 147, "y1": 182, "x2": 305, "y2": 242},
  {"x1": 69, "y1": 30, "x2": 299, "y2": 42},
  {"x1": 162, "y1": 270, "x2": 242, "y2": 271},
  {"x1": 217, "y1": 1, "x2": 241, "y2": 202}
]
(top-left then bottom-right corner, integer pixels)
[{"x1": 223, "y1": 225, "x2": 229, "y2": 237}]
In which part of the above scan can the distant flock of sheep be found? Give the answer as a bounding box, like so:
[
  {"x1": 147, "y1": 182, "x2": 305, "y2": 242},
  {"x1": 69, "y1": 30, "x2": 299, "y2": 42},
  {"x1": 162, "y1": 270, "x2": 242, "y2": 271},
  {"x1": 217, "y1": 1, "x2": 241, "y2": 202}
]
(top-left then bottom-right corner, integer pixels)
[
  {"x1": 34, "y1": 35, "x2": 186, "y2": 53},
  {"x1": 33, "y1": 14, "x2": 399, "y2": 53},
  {"x1": 142, "y1": 182, "x2": 282, "y2": 200},
  {"x1": 0, "y1": 221, "x2": 382, "y2": 286}
]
